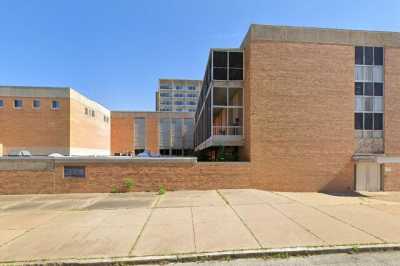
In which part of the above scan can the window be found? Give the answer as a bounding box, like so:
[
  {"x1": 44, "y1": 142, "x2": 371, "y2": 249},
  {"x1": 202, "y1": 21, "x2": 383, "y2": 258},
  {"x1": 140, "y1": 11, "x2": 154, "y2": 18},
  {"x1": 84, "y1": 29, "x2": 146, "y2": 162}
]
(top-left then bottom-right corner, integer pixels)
[
  {"x1": 160, "y1": 149, "x2": 170, "y2": 156},
  {"x1": 374, "y1": 47, "x2": 383, "y2": 65},
  {"x1": 160, "y1": 83, "x2": 172, "y2": 90},
  {"x1": 374, "y1": 83, "x2": 383, "y2": 96},
  {"x1": 176, "y1": 86, "x2": 184, "y2": 90},
  {"x1": 14, "y1": 99, "x2": 23, "y2": 108},
  {"x1": 364, "y1": 83, "x2": 373, "y2": 96},
  {"x1": 213, "y1": 87, "x2": 227, "y2": 106},
  {"x1": 364, "y1": 113, "x2": 373, "y2": 130},
  {"x1": 355, "y1": 46, "x2": 363, "y2": 65},
  {"x1": 355, "y1": 82, "x2": 363, "y2": 95},
  {"x1": 160, "y1": 92, "x2": 172, "y2": 97},
  {"x1": 64, "y1": 166, "x2": 85, "y2": 178},
  {"x1": 374, "y1": 113, "x2": 383, "y2": 130},
  {"x1": 91, "y1": 110, "x2": 95, "y2": 117},
  {"x1": 103, "y1": 115, "x2": 109, "y2": 123},
  {"x1": 32, "y1": 99, "x2": 41, "y2": 109},
  {"x1": 187, "y1": 86, "x2": 196, "y2": 91},
  {"x1": 175, "y1": 101, "x2": 184, "y2": 105},
  {"x1": 355, "y1": 113, "x2": 363, "y2": 130},
  {"x1": 0, "y1": 99, "x2": 3, "y2": 108},
  {"x1": 228, "y1": 88, "x2": 243, "y2": 106},
  {"x1": 85, "y1": 107, "x2": 89, "y2": 115},
  {"x1": 213, "y1": 51, "x2": 228, "y2": 80},
  {"x1": 52, "y1": 100, "x2": 60, "y2": 110},
  {"x1": 364, "y1": 47, "x2": 373, "y2": 65}
]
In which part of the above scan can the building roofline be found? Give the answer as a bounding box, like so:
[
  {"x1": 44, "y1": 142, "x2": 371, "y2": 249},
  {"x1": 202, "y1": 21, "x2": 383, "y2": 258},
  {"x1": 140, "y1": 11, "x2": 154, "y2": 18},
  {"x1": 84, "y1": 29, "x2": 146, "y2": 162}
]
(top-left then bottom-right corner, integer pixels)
[
  {"x1": 158, "y1": 78, "x2": 203, "y2": 83},
  {"x1": 241, "y1": 24, "x2": 400, "y2": 48}
]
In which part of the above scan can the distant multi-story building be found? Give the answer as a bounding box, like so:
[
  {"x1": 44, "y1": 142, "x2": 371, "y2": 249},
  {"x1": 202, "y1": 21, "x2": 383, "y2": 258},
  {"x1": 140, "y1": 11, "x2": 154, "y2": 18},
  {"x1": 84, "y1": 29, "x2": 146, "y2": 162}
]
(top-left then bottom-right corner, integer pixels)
[{"x1": 156, "y1": 79, "x2": 202, "y2": 112}]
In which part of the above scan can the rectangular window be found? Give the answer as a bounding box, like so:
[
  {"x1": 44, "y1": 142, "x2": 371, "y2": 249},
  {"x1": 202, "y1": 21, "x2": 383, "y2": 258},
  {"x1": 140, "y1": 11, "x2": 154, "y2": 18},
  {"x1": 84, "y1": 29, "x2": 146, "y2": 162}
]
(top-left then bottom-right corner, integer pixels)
[
  {"x1": 374, "y1": 83, "x2": 383, "y2": 96},
  {"x1": 229, "y1": 52, "x2": 243, "y2": 68},
  {"x1": 160, "y1": 84, "x2": 172, "y2": 90},
  {"x1": 364, "y1": 47, "x2": 373, "y2": 65},
  {"x1": 355, "y1": 46, "x2": 363, "y2": 64},
  {"x1": 64, "y1": 166, "x2": 86, "y2": 178},
  {"x1": 374, "y1": 47, "x2": 383, "y2": 65},
  {"x1": 91, "y1": 110, "x2": 95, "y2": 117},
  {"x1": 355, "y1": 113, "x2": 363, "y2": 130},
  {"x1": 364, "y1": 113, "x2": 373, "y2": 130},
  {"x1": 187, "y1": 86, "x2": 196, "y2": 91},
  {"x1": 364, "y1": 83, "x2": 374, "y2": 96},
  {"x1": 374, "y1": 113, "x2": 383, "y2": 130},
  {"x1": 355, "y1": 82, "x2": 363, "y2": 95},
  {"x1": 14, "y1": 99, "x2": 23, "y2": 108},
  {"x1": 33, "y1": 99, "x2": 41, "y2": 109},
  {"x1": 213, "y1": 87, "x2": 227, "y2": 106},
  {"x1": 0, "y1": 99, "x2": 3, "y2": 108},
  {"x1": 229, "y1": 68, "x2": 243, "y2": 80},
  {"x1": 52, "y1": 100, "x2": 60, "y2": 110},
  {"x1": 85, "y1": 107, "x2": 89, "y2": 115}
]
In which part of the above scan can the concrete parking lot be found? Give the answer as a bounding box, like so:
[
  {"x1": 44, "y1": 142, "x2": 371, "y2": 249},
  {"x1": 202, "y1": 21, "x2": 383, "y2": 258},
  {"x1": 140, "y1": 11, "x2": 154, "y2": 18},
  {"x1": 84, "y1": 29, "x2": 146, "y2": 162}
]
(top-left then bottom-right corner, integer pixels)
[{"x1": 1, "y1": 189, "x2": 400, "y2": 264}]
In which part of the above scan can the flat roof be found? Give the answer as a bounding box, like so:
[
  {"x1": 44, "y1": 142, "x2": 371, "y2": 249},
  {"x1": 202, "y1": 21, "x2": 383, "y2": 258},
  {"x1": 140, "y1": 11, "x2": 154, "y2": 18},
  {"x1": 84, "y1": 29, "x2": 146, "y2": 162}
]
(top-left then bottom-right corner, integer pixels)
[{"x1": 241, "y1": 24, "x2": 400, "y2": 48}]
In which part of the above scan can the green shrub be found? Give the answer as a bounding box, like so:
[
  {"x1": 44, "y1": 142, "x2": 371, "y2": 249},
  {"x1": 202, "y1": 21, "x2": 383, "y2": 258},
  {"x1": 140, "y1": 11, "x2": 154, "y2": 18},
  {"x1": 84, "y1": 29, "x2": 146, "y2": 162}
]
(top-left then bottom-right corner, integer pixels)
[
  {"x1": 124, "y1": 178, "x2": 135, "y2": 191},
  {"x1": 158, "y1": 185, "x2": 166, "y2": 195},
  {"x1": 111, "y1": 186, "x2": 119, "y2": 193}
]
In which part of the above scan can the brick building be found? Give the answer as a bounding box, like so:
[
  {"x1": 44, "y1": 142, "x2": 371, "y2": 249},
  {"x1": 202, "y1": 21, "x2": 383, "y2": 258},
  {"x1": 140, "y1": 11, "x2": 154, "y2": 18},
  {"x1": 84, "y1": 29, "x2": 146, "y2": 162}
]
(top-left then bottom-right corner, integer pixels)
[
  {"x1": 111, "y1": 111, "x2": 194, "y2": 156},
  {"x1": 0, "y1": 86, "x2": 111, "y2": 156},
  {"x1": 194, "y1": 24, "x2": 400, "y2": 192}
]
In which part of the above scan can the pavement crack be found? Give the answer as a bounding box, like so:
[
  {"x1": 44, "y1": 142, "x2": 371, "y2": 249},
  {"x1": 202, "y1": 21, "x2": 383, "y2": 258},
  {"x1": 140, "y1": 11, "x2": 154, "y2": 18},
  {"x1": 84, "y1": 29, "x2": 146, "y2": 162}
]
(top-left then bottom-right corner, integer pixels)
[
  {"x1": 128, "y1": 194, "x2": 162, "y2": 255},
  {"x1": 216, "y1": 190, "x2": 263, "y2": 248},
  {"x1": 190, "y1": 207, "x2": 197, "y2": 252}
]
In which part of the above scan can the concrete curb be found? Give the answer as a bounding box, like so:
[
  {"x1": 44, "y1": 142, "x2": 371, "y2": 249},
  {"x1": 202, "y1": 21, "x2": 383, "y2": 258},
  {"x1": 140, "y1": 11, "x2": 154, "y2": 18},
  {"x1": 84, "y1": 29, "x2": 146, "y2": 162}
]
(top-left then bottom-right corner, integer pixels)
[{"x1": 2, "y1": 243, "x2": 400, "y2": 265}]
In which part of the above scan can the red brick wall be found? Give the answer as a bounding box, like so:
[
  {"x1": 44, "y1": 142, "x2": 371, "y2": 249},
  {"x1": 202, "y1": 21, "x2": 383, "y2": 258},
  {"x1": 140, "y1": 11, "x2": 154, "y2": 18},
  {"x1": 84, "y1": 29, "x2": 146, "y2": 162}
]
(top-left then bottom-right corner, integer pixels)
[
  {"x1": 244, "y1": 40, "x2": 356, "y2": 192},
  {"x1": 383, "y1": 163, "x2": 400, "y2": 191},
  {"x1": 0, "y1": 162, "x2": 251, "y2": 194},
  {"x1": 0, "y1": 97, "x2": 70, "y2": 155},
  {"x1": 384, "y1": 47, "x2": 400, "y2": 156}
]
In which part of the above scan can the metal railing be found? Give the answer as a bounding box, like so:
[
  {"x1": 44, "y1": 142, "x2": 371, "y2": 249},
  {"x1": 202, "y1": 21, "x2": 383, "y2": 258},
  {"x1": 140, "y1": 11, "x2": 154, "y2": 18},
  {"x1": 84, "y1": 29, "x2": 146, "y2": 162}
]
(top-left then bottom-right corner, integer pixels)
[{"x1": 213, "y1": 126, "x2": 242, "y2": 136}]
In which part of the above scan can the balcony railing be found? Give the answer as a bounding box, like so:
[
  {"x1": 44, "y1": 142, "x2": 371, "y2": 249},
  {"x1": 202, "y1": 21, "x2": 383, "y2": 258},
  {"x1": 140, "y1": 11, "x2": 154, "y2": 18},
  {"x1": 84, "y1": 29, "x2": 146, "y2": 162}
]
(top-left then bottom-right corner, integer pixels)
[{"x1": 213, "y1": 126, "x2": 242, "y2": 136}]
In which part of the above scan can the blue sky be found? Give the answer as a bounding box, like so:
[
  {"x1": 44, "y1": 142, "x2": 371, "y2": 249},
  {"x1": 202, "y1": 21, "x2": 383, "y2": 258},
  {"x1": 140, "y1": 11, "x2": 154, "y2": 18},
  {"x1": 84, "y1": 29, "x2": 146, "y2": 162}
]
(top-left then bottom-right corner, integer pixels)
[{"x1": 0, "y1": 0, "x2": 399, "y2": 110}]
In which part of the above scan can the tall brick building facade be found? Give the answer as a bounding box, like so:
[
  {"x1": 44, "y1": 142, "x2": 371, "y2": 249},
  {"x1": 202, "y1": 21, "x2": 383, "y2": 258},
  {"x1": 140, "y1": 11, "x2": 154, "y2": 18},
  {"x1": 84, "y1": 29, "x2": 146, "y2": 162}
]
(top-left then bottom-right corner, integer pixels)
[{"x1": 194, "y1": 25, "x2": 400, "y2": 192}]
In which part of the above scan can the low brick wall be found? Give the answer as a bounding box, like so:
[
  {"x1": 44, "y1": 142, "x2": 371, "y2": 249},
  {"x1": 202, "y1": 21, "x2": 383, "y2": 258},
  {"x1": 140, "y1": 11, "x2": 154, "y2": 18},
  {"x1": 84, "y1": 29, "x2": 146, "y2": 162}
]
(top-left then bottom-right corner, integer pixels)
[{"x1": 0, "y1": 158, "x2": 252, "y2": 194}]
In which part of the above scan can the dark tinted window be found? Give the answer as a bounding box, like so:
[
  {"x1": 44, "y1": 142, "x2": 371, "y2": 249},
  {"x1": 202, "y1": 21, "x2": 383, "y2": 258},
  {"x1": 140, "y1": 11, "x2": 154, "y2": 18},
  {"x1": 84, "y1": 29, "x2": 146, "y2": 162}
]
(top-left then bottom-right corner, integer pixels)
[
  {"x1": 64, "y1": 166, "x2": 85, "y2": 178},
  {"x1": 229, "y1": 52, "x2": 243, "y2": 68},
  {"x1": 33, "y1": 99, "x2": 40, "y2": 108},
  {"x1": 374, "y1": 83, "x2": 383, "y2": 96},
  {"x1": 213, "y1": 51, "x2": 227, "y2": 67},
  {"x1": 364, "y1": 113, "x2": 373, "y2": 130},
  {"x1": 364, "y1": 83, "x2": 374, "y2": 96},
  {"x1": 0, "y1": 99, "x2": 3, "y2": 107},
  {"x1": 374, "y1": 113, "x2": 383, "y2": 130},
  {"x1": 14, "y1": 99, "x2": 23, "y2": 108},
  {"x1": 213, "y1": 67, "x2": 227, "y2": 80},
  {"x1": 374, "y1": 47, "x2": 383, "y2": 65},
  {"x1": 229, "y1": 68, "x2": 243, "y2": 80},
  {"x1": 355, "y1": 82, "x2": 363, "y2": 95},
  {"x1": 52, "y1": 100, "x2": 60, "y2": 109},
  {"x1": 364, "y1": 47, "x2": 373, "y2": 65},
  {"x1": 355, "y1": 113, "x2": 363, "y2": 130},
  {"x1": 355, "y1": 46, "x2": 363, "y2": 64}
]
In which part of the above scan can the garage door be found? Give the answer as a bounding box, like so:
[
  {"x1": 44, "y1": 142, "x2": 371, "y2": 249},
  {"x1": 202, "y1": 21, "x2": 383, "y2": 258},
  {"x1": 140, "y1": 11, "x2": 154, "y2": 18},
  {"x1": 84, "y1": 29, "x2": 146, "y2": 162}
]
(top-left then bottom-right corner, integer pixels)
[{"x1": 356, "y1": 162, "x2": 381, "y2": 192}]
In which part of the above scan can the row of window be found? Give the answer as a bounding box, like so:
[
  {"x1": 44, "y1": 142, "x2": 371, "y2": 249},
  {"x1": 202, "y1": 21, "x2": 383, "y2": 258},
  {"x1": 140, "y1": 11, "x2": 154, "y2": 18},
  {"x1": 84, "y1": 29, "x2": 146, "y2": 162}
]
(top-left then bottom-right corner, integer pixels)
[
  {"x1": 160, "y1": 101, "x2": 197, "y2": 106},
  {"x1": 355, "y1": 82, "x2": 383, "y2": 96},
  {"x1": 83, "y1": 107, "x2": 109, "y2": 123},
  {"x1": 160, "y1": 93, "x2": 198, "y2": 98},
  {"x1": 159, "y1": 84, "x2": 197, "y2": 91},
  {"x1": 0, "y1": 99, "x2": 60, "y2": 110},
  {"x1": 355, "y1": 112, "x2": 383, "y2": 130},
  {"x1": 355, "y1": 46, "x2": 383, "y2": 66}
]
